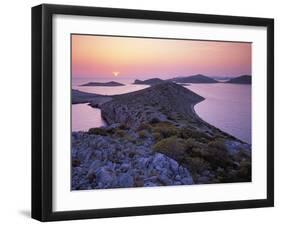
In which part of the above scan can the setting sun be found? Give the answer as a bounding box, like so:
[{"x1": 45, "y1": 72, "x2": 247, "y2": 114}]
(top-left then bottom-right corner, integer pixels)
[{"x1": 113, "y1": 71, "x2": 120, "y2": 77}]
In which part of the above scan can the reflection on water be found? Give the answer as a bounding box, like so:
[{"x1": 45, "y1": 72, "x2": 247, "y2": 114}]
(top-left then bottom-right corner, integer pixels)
[{"x1": 74, "y1": 84, "x2": 149, "y2": 96}]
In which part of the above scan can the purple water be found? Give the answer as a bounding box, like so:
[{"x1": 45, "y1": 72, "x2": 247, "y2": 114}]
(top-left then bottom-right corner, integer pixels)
[
  {"x1": 72, "y1": 103, "x2": 107, "y2": 131},
  {"x1": 72, "y1": 78, "x2": 251, "y2": 143},
  {"x1": 188, "y1": 83, "x2": 251, "y2": 144}
]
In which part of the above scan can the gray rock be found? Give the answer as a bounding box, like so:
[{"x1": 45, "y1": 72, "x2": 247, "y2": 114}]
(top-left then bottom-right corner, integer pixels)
[
  {"x1": 144, "y1": 182, "x2": 157, "y2": 187},
  {"x1": 175, "y1": 175, "x2": 181, "y2": 181},
  {"x1": 120, "y1": 163, "x2": 131, "y2": 172},
  {"x1": 118, "y1": 173, "x2": 134, "y2": 187},
  {"x1": 169, "y1": 159, "x2": 179, "y2": 173},
  {"x1": 225, "y1": 140, "x2": 251, "y2": 156},
  {"x1": 138, "y1": 157, "x2": 151, "y2": 168},
  {"x1": 152, "y1": 153, "x2": 170, "y2": 169},
  {"x1": 144, "y1": 176, "x2": 158, "y2": 183},
  {"x1": 178, "y1": 166, "x2": 190, "y2": 177},
  {"x1": 159, "y1": 174, "x2": 173, "y2": 185},
  {"x1": 96, "y1": 167, "x2": 117, "y2": 187},
  {"x1": 181, "y1": 177, "x2": 193, "y2": 185},
  {"x1": 72, "y1": 129, "x2": 198, "y2": 190},
  {"x1": 86, "y1": 160, "x2": 103, "y2": 179}
]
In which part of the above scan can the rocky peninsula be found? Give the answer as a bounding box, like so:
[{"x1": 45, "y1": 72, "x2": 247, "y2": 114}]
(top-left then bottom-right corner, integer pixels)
[{"x1": 72, "y1": 82, "x2": 251, "y2": 190}]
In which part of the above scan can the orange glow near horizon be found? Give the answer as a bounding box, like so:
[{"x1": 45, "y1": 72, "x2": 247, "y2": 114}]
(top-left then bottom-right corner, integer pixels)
[{"x1": 72, "y1": 34, "x2": 251, "y2": 79}]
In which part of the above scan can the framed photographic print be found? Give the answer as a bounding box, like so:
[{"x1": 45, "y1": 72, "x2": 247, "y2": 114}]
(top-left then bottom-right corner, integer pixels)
[{"x1": 32, "y1": 4, "x2": 274, "y2": 221}]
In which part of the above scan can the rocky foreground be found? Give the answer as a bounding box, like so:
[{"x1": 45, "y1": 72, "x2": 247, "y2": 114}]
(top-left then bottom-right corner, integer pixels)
[
  {"x1": 72, "y1": 82, "x2": 251, "y2": 190},
  {"x1": 72, "y1": 130, "x2": 193, "y2": 189}
]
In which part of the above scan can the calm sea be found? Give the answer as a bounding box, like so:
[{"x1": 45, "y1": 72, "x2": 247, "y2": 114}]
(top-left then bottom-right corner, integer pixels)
[{"x1": 72, "y1": 77, "x2": 251, "y2": 144}]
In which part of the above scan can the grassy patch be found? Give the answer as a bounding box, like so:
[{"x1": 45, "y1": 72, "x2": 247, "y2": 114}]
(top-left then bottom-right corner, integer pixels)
[
  {"x1": 153, "y1": 136, "x2": 188, "y2": 155},
  {"x1": 185, "y1": 156, "x2": 210, "y2": 175},
  {"x1": 115, "y1": 129, "x2": 126, "y2": 137},
  {"x1": 124, "y1": 135, "x2": 136, "y2": 143},
  {"x1": 179, "y1": 127, "x2": 211, "y2": 142},
  {"x1": 138, "y1": 130, "x2": 148, "y2": 139},
  {"x1": 151, "y1": 121, "x2": 179, "y2": 138},
  {"x1": 152, "y1": 132, "x2": 162, "y2": 141},
  {"x1": 137, "y1": 123, "x2": 152, "y2": 132},
  {"x1": 118, "y1": 124, "x2": 129, "y2": 130},
  {"x1": 88, "y1": 127, "x2": 108, "y2": 136}
]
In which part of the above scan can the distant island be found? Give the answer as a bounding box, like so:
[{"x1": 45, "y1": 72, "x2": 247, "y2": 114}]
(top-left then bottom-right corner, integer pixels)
[
  {"x1": 133, "y1": 78, "x2": 165, "y2": 85},
  {"x1": 80, "y1": 81, "x2": 125, "y2": 86},
  {"x1": 72, "y1": 82, "x2": 251, "y2": 190},
  {"x1": 226, "y1": 75, "x2": 252, "y2": 84},
  {"x1": 169, "y1": 74, "x2": 218, "y2": 83},
  {"x1": 211, "y1": 76, "x2": 235, "y2": 81}
]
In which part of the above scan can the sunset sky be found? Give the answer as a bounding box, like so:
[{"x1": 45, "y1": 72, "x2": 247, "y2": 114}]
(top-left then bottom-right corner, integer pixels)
[{"x1": 72, "y1": 34, "x2": 251, "y2": 79}]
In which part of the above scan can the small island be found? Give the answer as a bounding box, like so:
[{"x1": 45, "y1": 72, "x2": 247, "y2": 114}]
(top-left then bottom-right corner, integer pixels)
[
  {"x1": 169, "y1": 74, "x2": 218, "y2": 83},
  {"x1": 133, "y1": 78, "x2": 165, "y2": 85},
  {"x1": 226, "y1": 75, "x2": 252, "y2": 84},
  {"x1": 80, "y1": 81, "x2": 125, "y2": 87}
]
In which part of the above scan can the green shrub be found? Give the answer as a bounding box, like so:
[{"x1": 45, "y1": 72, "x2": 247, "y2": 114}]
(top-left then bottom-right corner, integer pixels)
[
  {"x1": 88, "y1": 127, "x2": 108, "y2": 136},
  {"x1": 179, "y1": 127, "x2": 210, "y2": 142},
  {"x1": 189, "y1": 146, "x2": 206, "y2": 158},
  {"x1": 185, "y1": 156, "x2": 210, "y2": 175},
  {"x1": 115, "y1": 129, "x2": 126, "y2": 137},
  {"x1": 153, "y1": 136, "x2": 188, "y2": 155},
  {"x1": 124, "y1": 135, "x2": 136, "y2": 143},
  {"x1": 203, "y1": 139, "x2": 232, "y2": 169},
  {"x1": 237, "y1": 161, "x2": 251, "y2": 179},
  {"x1": 208, "y1": 139, "x2": 227, "y2": 151},
  {"x1": 152, "y1": 132, "x2": 162, "y2": 141},
  {"x1": 184, "y1": 138, "x2": 201, "y2": 149},
  {"x1": 119, "y1": 124, "x2": 128, "y2": 130},
  {"x1": 138, "y1": 130, "x2": 148, "y2": 139},
  {"x1": 137, "y1": 123, "x2": 152, "y2": 132},
  {"x1": 152, "y1": 122, "x2": 179, "y2": 138}
]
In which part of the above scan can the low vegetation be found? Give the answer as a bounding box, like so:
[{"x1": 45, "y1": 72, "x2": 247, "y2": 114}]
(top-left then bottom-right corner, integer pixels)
[
  {"x1": 151, "y1": 122, "x2": 179, "y2": 138},
  {"x1": 87, "y1": 118, "x2": 251, "y2": 184},
  {"x1": 153, "y1": 136, "x2": 189, "y2": 155},
  {"x1": 151, "y1": 123, "x2": 251, "y2": 183},
  {"x1": 115, "y1": 129, "x2": 126, "y2": 137},
  {"x1": 138, "y1": 130, "x2": 148, "y2": 139},
  {"x1": 88, "y1": 127, "x2": 108, "y2": 136}
]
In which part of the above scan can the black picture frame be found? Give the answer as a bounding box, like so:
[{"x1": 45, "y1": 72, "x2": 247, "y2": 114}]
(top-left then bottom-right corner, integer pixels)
[{"x1": 32, "y1": 3, "x2": 274, "y2": 222}]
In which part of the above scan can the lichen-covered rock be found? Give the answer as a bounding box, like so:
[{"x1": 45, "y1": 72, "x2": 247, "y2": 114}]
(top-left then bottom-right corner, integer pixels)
[
  {"x1": 96, "y1": 167, "x2": 117, "y2": 188},
  {"x1": 118, "y1": 173, "x2": 134, "y2": 187},
  {"x1": 71, "y1": 132, "x2": 194, "y2": 190}
]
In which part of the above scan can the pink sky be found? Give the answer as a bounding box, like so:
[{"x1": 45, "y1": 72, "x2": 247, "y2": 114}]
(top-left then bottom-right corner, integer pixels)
[{"x1": 72, "y1": 34, "x2": 251, "y2": 79}]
